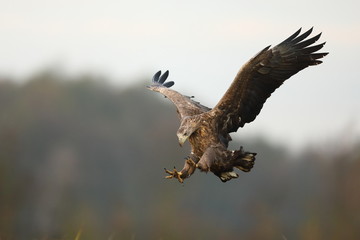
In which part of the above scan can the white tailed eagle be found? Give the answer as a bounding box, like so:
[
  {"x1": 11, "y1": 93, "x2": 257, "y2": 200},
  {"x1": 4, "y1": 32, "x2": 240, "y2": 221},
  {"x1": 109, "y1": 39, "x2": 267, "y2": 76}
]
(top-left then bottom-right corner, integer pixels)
[{"x1": 147, "y1": 28, "x2": 328, "y2": 183}]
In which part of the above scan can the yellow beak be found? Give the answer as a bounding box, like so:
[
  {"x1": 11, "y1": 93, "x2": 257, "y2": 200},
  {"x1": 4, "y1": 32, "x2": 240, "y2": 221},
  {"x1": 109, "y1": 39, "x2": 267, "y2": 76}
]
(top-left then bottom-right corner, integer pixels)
[{"x1": 177, "y1": 134, "x2": 188, "y2": 147}]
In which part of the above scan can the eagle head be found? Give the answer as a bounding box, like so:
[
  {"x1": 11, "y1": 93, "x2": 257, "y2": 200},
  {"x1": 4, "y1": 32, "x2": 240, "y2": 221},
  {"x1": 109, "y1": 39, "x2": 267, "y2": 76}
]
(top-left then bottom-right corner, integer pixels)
[{"x1": 176, "y1": 116, "x2": 200, "y2": 146}]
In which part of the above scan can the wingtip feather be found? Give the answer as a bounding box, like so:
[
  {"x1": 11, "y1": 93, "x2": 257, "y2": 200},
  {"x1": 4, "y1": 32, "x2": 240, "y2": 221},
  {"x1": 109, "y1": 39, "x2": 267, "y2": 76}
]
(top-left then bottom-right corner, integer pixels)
[
  {"x1": 279, "y1": 28, "x2": 302, "y2": 44},
  {"x1": 159, "y1": 70, "x2": 169, "y2": 83},
  {"x1": 150, "y1": 70, "x2": 174, "y2": 88},
  {"x1": 291, "y1": 27, "x2": 314, "y2": 44},
  {"x1": 152, "y1": 71, "x2": 161, "y2": 83},
  {"x1": 163, "y1": 81, "x2": 174, "y2": 87}
]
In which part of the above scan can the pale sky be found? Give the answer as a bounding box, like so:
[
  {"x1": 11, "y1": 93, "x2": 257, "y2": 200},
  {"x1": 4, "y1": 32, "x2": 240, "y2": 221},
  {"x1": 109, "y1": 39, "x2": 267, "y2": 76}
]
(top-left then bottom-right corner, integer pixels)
[{"x1": 1, "y1": 0, "x2": 359, "y2": 150}]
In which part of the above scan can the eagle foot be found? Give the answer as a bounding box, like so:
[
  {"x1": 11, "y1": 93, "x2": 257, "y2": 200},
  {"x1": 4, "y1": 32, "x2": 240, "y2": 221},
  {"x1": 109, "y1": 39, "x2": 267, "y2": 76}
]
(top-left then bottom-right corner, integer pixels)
[
  {"x1": 164, "y1": 157, "x2": 197, "y2": 183},
  {"x1": 164, "y1": 167, "x2": 184, "y2": 183},
  {"x1": 234, "y1": 147, "x2": 257, "y2": 172}
]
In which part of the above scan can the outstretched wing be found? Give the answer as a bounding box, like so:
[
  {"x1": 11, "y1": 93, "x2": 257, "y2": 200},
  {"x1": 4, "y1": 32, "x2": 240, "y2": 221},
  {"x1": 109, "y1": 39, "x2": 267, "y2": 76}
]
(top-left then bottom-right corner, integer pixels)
[
  {"x1": 147, "y1": 70, "x2": 211, "y2": 119},
  {"x1": 213, "y1": 27, "x2": 328, "y2": 133}
]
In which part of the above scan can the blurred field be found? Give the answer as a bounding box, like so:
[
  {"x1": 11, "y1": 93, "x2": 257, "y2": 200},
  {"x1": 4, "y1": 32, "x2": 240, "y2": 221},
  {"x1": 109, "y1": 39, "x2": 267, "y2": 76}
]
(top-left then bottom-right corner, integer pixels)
[{"x1": 0, "y1": 70, "x2": 359, "y2": 239}]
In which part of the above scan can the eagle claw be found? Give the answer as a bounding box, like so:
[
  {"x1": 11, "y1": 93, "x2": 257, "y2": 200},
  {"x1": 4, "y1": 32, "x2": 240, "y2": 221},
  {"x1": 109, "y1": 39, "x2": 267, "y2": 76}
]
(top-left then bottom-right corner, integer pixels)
[{"x1": 164, "y1": 167, "x2": 184, "y2": 183}]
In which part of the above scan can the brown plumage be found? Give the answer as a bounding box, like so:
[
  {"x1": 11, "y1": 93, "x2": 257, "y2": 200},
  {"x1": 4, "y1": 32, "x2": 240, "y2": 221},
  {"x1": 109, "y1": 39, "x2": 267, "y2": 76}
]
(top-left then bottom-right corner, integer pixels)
[{"x1": 147, "y1": 28, "x2": 328, "y2": 183}]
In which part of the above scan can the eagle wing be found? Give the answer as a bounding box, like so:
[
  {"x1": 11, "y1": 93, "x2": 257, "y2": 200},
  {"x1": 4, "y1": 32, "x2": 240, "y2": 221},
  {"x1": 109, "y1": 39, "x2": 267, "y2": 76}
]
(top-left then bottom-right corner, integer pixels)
[
  {"x1": 212, "y1": 27, "x2": 328, "y2": 133},
  {"x1": 148, "y1": 70, "x2": 211, "y2": 119}
]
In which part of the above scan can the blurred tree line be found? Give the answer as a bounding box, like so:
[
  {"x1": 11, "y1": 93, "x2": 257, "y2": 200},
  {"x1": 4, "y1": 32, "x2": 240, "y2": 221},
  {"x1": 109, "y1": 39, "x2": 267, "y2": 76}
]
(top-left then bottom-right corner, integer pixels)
[{"x1": 0, "y1": 70, "x2": 359, "y2": 239}]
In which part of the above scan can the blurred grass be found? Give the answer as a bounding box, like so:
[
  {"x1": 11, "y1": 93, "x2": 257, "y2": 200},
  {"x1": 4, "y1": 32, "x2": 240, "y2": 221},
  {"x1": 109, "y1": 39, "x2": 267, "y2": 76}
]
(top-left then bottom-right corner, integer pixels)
[{"x1": 74, "y1": 229, "x2": 82, "y2": 240}]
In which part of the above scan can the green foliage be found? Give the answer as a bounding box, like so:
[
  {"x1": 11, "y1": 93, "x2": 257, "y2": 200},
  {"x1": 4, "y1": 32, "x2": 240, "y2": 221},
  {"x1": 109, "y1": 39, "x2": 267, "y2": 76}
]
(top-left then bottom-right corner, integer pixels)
[{"x1": 0, "y1": 71, "x2": 359, "y2": 239}]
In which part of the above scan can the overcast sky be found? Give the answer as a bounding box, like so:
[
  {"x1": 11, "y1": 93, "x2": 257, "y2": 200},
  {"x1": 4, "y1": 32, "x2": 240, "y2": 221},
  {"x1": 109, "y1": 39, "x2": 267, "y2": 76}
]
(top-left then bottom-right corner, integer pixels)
[{"x1": 1, "y1": 0, "x2": 359, "y2": 150}]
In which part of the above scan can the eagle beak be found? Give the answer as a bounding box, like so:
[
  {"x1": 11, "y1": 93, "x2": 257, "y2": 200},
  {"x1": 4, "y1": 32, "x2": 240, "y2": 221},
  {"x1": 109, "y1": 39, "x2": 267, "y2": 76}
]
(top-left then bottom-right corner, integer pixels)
[{"x1": 177, "y1": 134, "x2": 188, "y2": 147}]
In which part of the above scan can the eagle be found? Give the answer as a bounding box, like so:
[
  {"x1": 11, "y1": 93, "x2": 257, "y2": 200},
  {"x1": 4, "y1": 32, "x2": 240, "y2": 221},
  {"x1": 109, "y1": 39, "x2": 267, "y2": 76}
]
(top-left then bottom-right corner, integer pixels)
[{"x1": 147, "y1": 28, "x2": 327, "y2": 183}]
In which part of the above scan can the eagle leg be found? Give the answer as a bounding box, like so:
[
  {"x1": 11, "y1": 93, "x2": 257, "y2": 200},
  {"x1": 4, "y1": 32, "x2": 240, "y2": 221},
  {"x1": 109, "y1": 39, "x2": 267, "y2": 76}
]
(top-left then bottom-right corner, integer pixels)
[
  {"x1": 164, "y1": 157, "x2": 197, "y2": 183},
  {"x1": 233, "y1": 146, "x2": 256, "y2": 172}
]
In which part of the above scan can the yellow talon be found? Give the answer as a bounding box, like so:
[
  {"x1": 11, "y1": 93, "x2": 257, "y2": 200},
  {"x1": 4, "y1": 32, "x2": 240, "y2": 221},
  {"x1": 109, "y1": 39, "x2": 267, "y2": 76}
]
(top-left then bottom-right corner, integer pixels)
[{"x1": 164, "y1": 167, "x2": 184, "y2": 183}]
